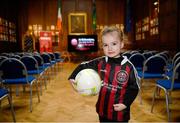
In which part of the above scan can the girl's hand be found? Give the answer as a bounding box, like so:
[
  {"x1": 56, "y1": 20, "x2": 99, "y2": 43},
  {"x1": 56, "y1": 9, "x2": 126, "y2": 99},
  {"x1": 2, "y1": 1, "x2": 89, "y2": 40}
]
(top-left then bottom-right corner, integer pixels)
[
  {"x1": 69, "y1": 79, "x2": 77, "y2": 91},
  {"x1": 69, "y1": 79, "x2": 76, "y2": 84},
  {"x1": 113, "y1": 103, "x2": 127, "y2": 111}
]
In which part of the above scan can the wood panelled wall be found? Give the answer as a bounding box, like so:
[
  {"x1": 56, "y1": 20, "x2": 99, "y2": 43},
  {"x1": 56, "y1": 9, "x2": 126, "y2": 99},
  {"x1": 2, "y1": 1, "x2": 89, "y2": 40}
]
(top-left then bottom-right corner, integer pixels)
[
  {"x1": 133, "y1": 0, "x2": 180, "y2": 52},
  {"x1": 0, "y1": 0, "x2": 179, "y2": 53},
  {"x1": 159, "y1": 0, "x2": 179, "y2": 51},
  {"x1": 18, "y1": 0, "x2": 180, "y2": 52},
  {"x1": 0, "y1": 0, "x2": 20, "y2": 53},
  {"x1": 26, "y1": 0, "x2": 125, "y2": 51}
]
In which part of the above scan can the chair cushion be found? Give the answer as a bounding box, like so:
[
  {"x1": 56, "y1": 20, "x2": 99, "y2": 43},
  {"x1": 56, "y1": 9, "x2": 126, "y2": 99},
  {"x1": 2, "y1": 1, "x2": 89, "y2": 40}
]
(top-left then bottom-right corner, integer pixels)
[
  {"x1": 136, "y1": 67, "x2": 142, "y2": 71},
  {"x1": 4, "y1": 76, "x2": 36, "y2": 84},
  {"x1": 27, "y1": 69, "x2": 44, "y2": 75},
  {"x1": 138, "y1": 71, "x2": 164, "y2": 79},
  {"x1": 56, "y1": 59, "x2": 64, "y2": 62},
  {"x1": 157, "y1": 79, "x2": 180, "y2": 90},
  {"x1": 0, "y1": 88, "x2": 8, "y2": 98}
]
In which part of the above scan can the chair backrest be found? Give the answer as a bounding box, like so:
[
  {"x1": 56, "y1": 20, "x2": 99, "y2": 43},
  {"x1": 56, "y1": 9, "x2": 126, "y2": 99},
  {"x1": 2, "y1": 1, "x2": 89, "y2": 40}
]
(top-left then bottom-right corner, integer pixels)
[
  {"x1": 41, "y1": 53, "x2": 51, "y2": 63},
  {"x1": 0, "y1": 53, "x2": 10, "y2": 57},
  {"x1": 143, "y1": 52, "x2": 153, "y2": 59},
  {"x1": 173, "y1": 57, "x2": 180, "y2": 68},
  {"x1": 130, "y1": 50, "x2": 139, "y2": 54},
  {"x1": 33, "y1": 55, "x2": 44, "y2": 67},
  {"x1": 48, "y1": 52, "x2": 56, "y2": 61},
  {"x1": 20, "y1": 56, "x2": 38, "y2": 71},
  {"x1": 171, "y1": 62, "x2": 180, "y2": 90},
  {"x1": 143, "y1": 55, "x2": 167, "y2": 74},
  {"x1": 158, "y1": 52, "x2": 169, "y2": 61},
  {"x1": 10, "y1": 55, "x2": 21, "y2": 59},
  {"x1": 54, "y1": 52, "x2": 61, "y2": 60},
  {"x1": 0, "y1": 56, "x2": 8, "y2": 63},
  {"x1": 150, "y1": 50, "x2": 158, "y2": 55},
  {"x1": 0, "y1": 58, "x2": 27, "y2": 79},
  {"x1": 129, "y1": 53, "x2": 146, "y2": 68},
  {"x1": 172, "y1": 52, "x2": 180, "y2": 64}
]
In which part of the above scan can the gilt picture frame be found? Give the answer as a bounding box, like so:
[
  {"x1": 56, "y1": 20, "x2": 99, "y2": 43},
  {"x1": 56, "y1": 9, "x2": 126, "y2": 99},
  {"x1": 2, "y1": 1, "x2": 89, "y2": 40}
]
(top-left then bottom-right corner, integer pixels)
[{"x1": 68, "y1": 13, "x2": 87, "y2": 35}]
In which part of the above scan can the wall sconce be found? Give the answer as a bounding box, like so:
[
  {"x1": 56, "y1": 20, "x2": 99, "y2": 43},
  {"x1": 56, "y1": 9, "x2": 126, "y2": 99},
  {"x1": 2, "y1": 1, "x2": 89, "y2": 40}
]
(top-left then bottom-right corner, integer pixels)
[
  {"x1": 28, "y1": 25, "x2": 32, "y2": 30},
  {"x1": 38, "y1": 25, "x2": 42, "y2": 30},
  {"x1": 33, "y1": 25, "x2": 37, "y2": 30},
  {"x1": 154, "y1": 1, "x2": 158, "y2": 6},
  {"x1": 51, "y1": 25, "x2": 55, "y2": 30},
  {"x1": 46, "y1": 26, "x2": 50, "y2": 31}
]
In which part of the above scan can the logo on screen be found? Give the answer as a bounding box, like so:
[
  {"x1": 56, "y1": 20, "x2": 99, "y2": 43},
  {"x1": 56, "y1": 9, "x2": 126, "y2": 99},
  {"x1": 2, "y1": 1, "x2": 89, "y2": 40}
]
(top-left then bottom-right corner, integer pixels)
[{"x1": 71, "y1": 38, "x2": 78, "y2": 46}]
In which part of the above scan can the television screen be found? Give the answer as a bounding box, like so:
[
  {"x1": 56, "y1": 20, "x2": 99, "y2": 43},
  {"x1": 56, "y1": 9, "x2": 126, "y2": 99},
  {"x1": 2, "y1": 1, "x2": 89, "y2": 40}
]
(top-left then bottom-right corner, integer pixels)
[{"x1": 68, "y1": 35, "x2": 98, "y2": 52}]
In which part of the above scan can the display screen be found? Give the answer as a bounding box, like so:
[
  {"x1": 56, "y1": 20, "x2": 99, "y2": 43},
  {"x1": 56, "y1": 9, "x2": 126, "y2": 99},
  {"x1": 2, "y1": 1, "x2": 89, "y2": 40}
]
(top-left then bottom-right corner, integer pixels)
[{"x1": 68, "y1": 35, "x2": 98, "y2": 52}]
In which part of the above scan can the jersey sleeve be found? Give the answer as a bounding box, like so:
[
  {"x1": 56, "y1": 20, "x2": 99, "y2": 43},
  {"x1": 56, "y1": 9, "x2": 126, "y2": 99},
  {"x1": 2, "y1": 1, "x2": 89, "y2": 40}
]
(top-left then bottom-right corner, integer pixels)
[{"x1": 122, "y1": 66, "x2": 140, "y2": 107}]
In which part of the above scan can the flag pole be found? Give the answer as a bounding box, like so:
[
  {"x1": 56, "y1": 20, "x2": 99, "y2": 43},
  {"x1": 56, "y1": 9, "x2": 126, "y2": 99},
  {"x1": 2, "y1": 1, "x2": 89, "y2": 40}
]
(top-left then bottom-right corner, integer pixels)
[
  {"x1": 57, "y1": 0, "x2": 63, "y2": 50},
  {"x1": 92, "y1": 0, "x2": 96, "y2": 34}
]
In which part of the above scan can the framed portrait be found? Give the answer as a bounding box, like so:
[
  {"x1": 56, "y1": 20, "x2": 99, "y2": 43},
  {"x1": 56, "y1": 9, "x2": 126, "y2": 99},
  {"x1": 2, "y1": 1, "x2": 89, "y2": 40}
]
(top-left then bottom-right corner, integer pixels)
[{"x1": 68, "y1": 13, "x2": 87, "y2": 35}]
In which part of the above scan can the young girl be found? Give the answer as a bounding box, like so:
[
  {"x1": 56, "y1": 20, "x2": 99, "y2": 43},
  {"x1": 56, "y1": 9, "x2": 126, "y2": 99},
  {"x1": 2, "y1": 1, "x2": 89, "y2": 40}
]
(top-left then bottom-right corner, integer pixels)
[{"x1": 68, "y1": 26, "x2": 140, "y2": 122}]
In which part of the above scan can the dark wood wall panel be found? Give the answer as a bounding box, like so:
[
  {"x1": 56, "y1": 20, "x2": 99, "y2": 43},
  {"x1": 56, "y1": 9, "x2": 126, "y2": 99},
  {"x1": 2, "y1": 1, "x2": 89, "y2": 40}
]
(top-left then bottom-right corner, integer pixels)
[
  {"x1": 28, "y1": 0, "x2": 44, "y2": 25},
  {"x1": 1, "y1": 0, "x2": 179, "y2": 53},
  {"x1": 61, "y1": 0, "x2": 76, "y2": 49},
  {"x1": 107, "y1": 0, "x2": 124, "y2": 24},
  {"x1": 159, "y1": 0, "x2": 178, "y2": 50},
  {"x1": 133, "y1": 0, "x2": 179, "y2": 52},
  {"x1": 96, "y1": 0, "x2": 108, "y2": 24},
  {"x1": 44, "y1": 0, "x2": 57, "y2": 26},
  {"x1": 0, "y1": 0, "x2": 20, "y2": 53}
]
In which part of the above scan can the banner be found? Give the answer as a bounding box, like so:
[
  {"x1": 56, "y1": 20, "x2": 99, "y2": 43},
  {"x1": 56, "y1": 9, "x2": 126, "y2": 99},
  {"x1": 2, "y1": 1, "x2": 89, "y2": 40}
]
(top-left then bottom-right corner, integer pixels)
[{"x1": 39, "y1": 31, "x2": 52, "y2": 53}]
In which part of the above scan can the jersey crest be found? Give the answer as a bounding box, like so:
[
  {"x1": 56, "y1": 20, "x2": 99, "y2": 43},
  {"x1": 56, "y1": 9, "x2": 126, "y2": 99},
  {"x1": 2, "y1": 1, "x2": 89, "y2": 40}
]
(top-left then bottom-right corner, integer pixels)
[{"x1": 116, "y1": 70, "x2": 129, "y2": 84}]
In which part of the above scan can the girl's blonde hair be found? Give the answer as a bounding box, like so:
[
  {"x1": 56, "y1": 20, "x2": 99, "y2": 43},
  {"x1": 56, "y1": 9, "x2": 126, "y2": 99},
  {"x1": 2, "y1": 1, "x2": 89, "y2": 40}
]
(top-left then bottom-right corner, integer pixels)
[{"x1": 101, "y1": 26, "x2": 123, "y2": 41}]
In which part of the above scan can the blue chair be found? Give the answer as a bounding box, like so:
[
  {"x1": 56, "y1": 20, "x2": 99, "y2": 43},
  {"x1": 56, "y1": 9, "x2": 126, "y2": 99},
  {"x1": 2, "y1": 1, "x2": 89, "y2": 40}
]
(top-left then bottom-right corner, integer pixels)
[
  {"x1": 54, "y1": 52, "x2": 64, "y2": 63},
  {"x1": 33, "y1": 55, "x2": 47, "y2": 90},
  {"x1": 138, "y1": 55, "x2": 167, "y2": 80},
  {"x1": 54, "y1": 52, "x2": 64, "y2": 71},
  {"x1": 151, "y1": 62, "x2": 180, "y2": 122},
  {"x1": 41, "y1": 53, "x2": 53, "y2": 69},
  {"x1": 0, "y1": 58, "x2": 40, "y2": 112},
  {"x1": 137, "y1": 55, "x2": 167, "y2": 104},
  {"x1": 20, "y1": 56, "x2": 44, "y2": 76},
  {"x1": 47, "y1": 52, "x2": 57, "y2": 73},
  {"x1": 41, "y1": 53, "x2": 53, "y2": 82},
  {"x1": 167, "y1": 52, "x2": 180, "y2": 71},
  {"x1": 0, "y1": 87, "x2": 16, "y2": 122},
  {"x1": 129, "y1": 53, "x2": 146, "y2": 71},
  {"x1": 164, "y1": 56, "x2": 180, "y2": 79},
  {"x1": 20, "y1": 56, "x2": 45, "y2": 95}
]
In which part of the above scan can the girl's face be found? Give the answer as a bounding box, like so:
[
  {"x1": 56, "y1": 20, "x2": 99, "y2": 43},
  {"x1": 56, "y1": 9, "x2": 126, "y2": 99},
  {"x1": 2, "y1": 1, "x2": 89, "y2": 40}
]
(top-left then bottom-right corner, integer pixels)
[{"x1": 102, "y1": 31, "x2": 124, "y2": 58}]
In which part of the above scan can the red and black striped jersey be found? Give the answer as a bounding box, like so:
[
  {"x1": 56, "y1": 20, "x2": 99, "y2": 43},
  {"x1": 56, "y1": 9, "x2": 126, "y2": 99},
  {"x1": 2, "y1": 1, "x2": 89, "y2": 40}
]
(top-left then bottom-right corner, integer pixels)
[{"x1": 68, "y1": 55, "x2": 139, "y2": 121}]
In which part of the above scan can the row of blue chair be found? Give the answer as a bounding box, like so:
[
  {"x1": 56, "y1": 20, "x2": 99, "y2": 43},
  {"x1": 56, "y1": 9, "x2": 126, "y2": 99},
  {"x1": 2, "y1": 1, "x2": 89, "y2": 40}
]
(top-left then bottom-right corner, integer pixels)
[
  {"x1": 151, "y1": 62, "x2": 180, "y2": 122},
  {"x1": 126, "y1": 51, "x2": 180, "y2": 121},
  {"x1": 0, "y1": 51, "x2": 64, "y2": 122}
]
